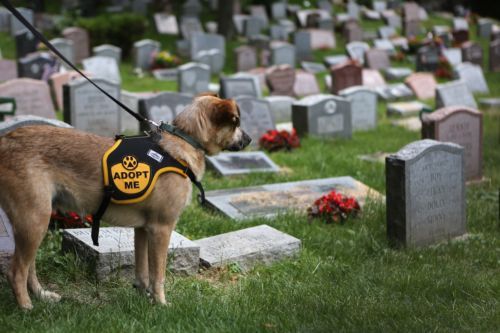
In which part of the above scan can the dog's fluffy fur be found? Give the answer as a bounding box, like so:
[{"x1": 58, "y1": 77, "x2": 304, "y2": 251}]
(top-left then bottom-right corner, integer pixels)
[{"x1": 0, "y1": 95, "x2": 250, "y2": 309}]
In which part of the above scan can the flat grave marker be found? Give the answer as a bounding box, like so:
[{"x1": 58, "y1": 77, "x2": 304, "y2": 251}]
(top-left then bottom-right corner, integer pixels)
[
  {"x1": 206, "y1": 152, "x2": 280, "y2": 176},
  {"x1": 454, "y1": 62, "x2": 489, "y2": 94},
  {"x1": 435, "y1": 80, "x2": 477, "y2": 109},
  {"x1": 404, "y1": 73, "x2": 437, "y2": 100}
]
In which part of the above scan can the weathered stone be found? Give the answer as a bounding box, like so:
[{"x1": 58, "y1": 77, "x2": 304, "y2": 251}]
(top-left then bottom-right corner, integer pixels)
[
  {"x1": 365, "y1": 48, "x2": 390, "y2": 70},
  {"x1": 339, "y1": 86, "x2": 378, "y2": 131},
  {"x1": 83, "y1": 56, "x2": 121, "y2": 83},
  {"x1": 362, "y1": 69, "x2": 386, "y2": 88},
  {"x1": 293, "y1": 70, "x2": 320, "y2": 97},
  {"x1": 265, "y1": 95, "x2": 296, "y2": 124},
  {"x1": 62, "y1": 27, "x2": 89, "y2": 64},
  {"x1": 404, "y1": 73, "x2": 437, "y2": 100},
  {"x1": 329, "y1": 61, "x2": 362, "y2": 94},
  {"x1": 206, "y1": 152, "x2": 280, "y2": 176},
  {"x1": 220, "y1": 76, "x2": 260, "y2": 99},
  {"x1": 93, "y1": 44, "x2": 122, "y2": 64},
  {"x1": 0, "y1": 78, "x2": 56, "y2": 119},
  {"x1": 234, "y1": 96, "x2": 275, "y2": 144},
  {"x1": 177, "y1": 62, "x2": 210, "y2": 95},
  {"x1": 387, "y1": 101, "x2": 428, "y2": 117},
  {"x1": 138, "y1": 92, "x2": 193, "y2": 131},
  {"x1": 132, "y1": 39, "x2": 160, "y2": 71},
  {"x1": 346, "y1": 41, "x2": 370, "y2": 65},
  {"x1": 435, "y1": 80, "x2": 477, "y2": 109},
  {"x1": 265, "y1": 65, "x2": 296, "y2": 96}
]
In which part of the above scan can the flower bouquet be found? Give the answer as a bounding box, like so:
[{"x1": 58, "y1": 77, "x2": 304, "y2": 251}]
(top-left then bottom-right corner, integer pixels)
[
  {"x1": 50, "y1": 210, "x2": 93, "y2": 229},
  {"x1": 259, "y1": 128, "x2": 300, "y2": 152},
  {"x1": 307, "y1": 190, "x2": 360, "y2": 224},
  {"x1": 151, "y1": 50, "x2": 181, "y2": 69},
  {"x1": 435, "y1": 55, "x2": 453, "y2": 79}
]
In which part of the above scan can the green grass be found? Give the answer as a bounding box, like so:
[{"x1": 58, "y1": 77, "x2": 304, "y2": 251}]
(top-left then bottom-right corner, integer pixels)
[{"x1": 0, "y1": 8, "x2": 499, "y2": 333}]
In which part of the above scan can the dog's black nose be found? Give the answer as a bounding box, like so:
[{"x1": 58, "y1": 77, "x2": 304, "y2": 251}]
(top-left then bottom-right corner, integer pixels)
[{"x1": 241, "y1": 130, "x2": 252, "y2": 148}]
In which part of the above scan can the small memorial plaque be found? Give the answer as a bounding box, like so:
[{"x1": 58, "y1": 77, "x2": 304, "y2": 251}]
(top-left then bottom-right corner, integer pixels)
[{"x1": 206, "y1": 152, "x2": 280, "y2": 176}]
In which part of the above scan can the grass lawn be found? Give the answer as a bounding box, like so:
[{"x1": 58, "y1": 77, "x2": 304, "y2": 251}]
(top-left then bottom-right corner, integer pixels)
[{"x1": 0, "y1": 6, "x2": 499, "y2": 333}]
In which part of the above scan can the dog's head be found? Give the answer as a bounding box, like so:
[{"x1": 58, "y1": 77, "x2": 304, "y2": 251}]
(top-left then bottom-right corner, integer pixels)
[{"x1": 172, "y1": 93, "x2": 251, "y2": 155}]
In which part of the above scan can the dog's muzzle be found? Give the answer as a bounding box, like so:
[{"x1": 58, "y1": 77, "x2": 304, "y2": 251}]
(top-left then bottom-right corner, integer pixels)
[{"x1": 226, "y1": 130, "x2": 252, "y2": 151}]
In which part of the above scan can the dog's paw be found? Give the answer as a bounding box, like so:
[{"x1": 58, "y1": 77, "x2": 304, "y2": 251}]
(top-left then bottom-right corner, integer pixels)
[
  {"x1": 19, "y1": 301, "x2": 33, "y2": 311},
  {"x1": 39, "y1": 290, "x2": 61, "y2": 303}
]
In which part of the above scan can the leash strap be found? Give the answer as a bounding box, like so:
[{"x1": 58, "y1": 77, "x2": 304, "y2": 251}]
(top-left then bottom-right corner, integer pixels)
[
  {"x1": 159, "y1": 122, "x2": 207, "y2": 153},
  {"x1": 91, "y1": 186, "x2": 114, "y2": 246},
  {"x1": 0, "y1": 0, "x2": 147, "y2": 124}
]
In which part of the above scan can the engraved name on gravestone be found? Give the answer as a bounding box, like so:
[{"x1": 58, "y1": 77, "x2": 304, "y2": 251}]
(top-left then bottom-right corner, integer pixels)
[
  {"x1": 292, "y1": 94, "x2": 351, "y2": 138},
  {"x1": 83, "y1": 56, "x2": 121, "y2": 83},
  {"x1": 220, "y1": 77, "x2": 259, "y2": 99},
  {"x1": 62, "y1": 228, "x2": 199, "y2": 280},
  {"x1": 0, "y1": 208, "x2": 15, "y2": 273},
  {"x1": 63, "y1": 77, "x2": 120, "y2": 137},
  {"x1": 234, "y1": 96, "x2": 275, "y2": 144},
  {"x1": 205, "y1": 176, "x2": 381, "y2": 220},
  {"x1": 422, "y1": 106, "x2": 482, "y2": 181},
  {"x1": 435, "y1": 80, "x2": 477, "y2": 109},
  {"x1": 404, "y1": 73, "x2": 437, "y2": 100},
  {"x1": 454, "y1": 62, "x2": 489, "y2": 94},
  {"x1": 177, "y1": 62, "x2": 210, "y2": 95},
  {"x1": 138, "y1": 92, "x2": 193, "y2": 131},
  {"x1": 339, "y1": 86, "x2": 378, "y2": 131},
  {"x1": 0, "y1": 78, "x2": 56, "y2": 119},
  {"x1": 206, "y1": 152, "x2": 280, "y2": 176},
  {"x1": 133, "y1": 39, "x2": 160, "y2": 71},
  {"x1": 62, "y1": 27, "x2": 89, "y2": 64},
  {"x1": 386, "y1": 139, "x2": 465, "y2": 247}
]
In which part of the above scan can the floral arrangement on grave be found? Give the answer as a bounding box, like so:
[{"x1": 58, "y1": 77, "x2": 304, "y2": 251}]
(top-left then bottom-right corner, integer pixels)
[
  {"x1": 50, "y1": 210, "x2": 93, "y2": 229},
  {"x1": 390, "y1": 50, "x2": 406, "y2": 62},
  {"x1": 151, "y1": 51, "x2": 181, "y2": 69},
  {"x1": 407, "y1": 36, "x2": 424, "y2": 53},
  {"x1": 259, "y1": 128, "x2": 300, "y2": 152},
  {"x1": 435, "y1": 55, "x2": 453, "y2": 79},
  {"x1": 307, "y1": 190, "x2": 360, "y2": 224}
]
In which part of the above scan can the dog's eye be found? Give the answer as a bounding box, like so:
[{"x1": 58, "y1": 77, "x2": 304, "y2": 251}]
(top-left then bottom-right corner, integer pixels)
[{"x1": 232, "y1": 116, "x2": 240, "y2": 127}]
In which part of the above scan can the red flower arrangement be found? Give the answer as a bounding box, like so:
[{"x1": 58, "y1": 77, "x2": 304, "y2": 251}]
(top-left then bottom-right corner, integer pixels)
[
  {"x1": 259, "y1": 128, "x2": 300, "y2": 152},
  {"x1": 435, "y1": 55, "x2": 453, "y2": 79},
  {"x1": 50, "y1": 210, "x2": 93, "y2": 229},
  {"x1": 307, "y1": 190, "x2": 360, "y2": 224}
]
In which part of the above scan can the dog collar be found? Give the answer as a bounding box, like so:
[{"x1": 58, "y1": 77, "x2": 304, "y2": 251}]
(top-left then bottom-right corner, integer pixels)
[{"x1": 159, "y1": 122, "x2": 208, "y2": 154}]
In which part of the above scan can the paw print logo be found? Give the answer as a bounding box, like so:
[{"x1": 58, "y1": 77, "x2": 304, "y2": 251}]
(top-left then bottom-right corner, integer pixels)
[{"x1": 122, "y1": 155, "x2": 138, "y2": 170}]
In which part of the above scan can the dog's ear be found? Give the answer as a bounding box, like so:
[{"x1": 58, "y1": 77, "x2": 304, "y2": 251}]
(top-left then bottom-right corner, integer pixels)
[
  {"x1": 196, "y1": 91, "x2": 219, "y2": 98},
  {"x1": 210, "y1": 99, "x2": 239, "y2": 127}
]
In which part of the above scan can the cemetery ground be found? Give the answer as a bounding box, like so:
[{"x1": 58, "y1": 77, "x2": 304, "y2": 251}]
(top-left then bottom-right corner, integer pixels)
[{"x1": 0, "y1": 7, "x2": 499, "y2": 333}]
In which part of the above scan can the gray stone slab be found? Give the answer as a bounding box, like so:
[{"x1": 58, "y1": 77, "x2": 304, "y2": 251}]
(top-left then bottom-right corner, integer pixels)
[
  {"x1": 271, "y1": 43, "x2": 296, "y2": 67},
  {"x1": 62, "y1": 228, "x2": 199, "y2": 280},
  {"x1": 93, "y1": 44, "x2": 122, "y2": 64},
  {"x1": 0, "y1": 78, "x2": 56, "y2": 119},
  {"x1": 138, "y1": 92, "x2": 193, "y2": 131},
  {"x1": 177, "y1": 62, "x2": 210, "y2": 95},
  {"x1": 195, "y1": 225, "x2": 301, "y2": 271},
  {"x1": 454, "y1": 62, "x2": 489, "y2": 94},
  {"x1": 387, "y1": 101, "x2": 428, "y2": 117},
  {"x1": 50, "y1": 38, "x2": 74, "y2": 68},
  {"x1": 154, "y1": 13, "x2": 178, "y2": 35},
  {"x1": 436, "y1": 80, "x2": 477, "y2": 109},
  {"x1": 10, "y1": 7, "x2": 33, "y2": 36},
  {"x1": 133, "y1": 39, "x2": 160, "y2": 71},
  {"x1": 442, "y1": 48, "x2": 462, "y2": 67},
  {"x1": 0, "y1": 208, "x2": 14, "y2": 274},
  {"x1": 301, "y1": 61, "x2": 326, "y2": 73},
  {"x1": 386, "y1": 139, "x2": 466, "y2": 247},
  {"x1": 120, "y1": 90, "x2": 156, "y2": 135},
  {"x1": 62, "y1": 27, "x2": 89, "y2": 64},
  {"x1": 15, "y1": 29, "x2": 38, "y2": 58},
  {"x1": 205, "y1": 176, "x2": 382, "y2": 220},
  {"x1": 220, "y1": 76, "x2": 259, "y2": 99},
  {"x1": 384, "y1": 67, "x2": 413, "y2": 80},
  {"x1": 265, "y1": 95, "x2": 296, "y2": 124},
  {"x1": 17, "y1": 52, "x2": 55, "y2": 80},
  {"x1": 206, "y1": 151, "x2": 280, "y2": 176},
  {"x1": 83, "y1": 56, "x2": 121, "y2": 83},
  {"x1": 339, "y1": 86, "x2": 378, "y2": 131},
  {"x1": 375, "y1": 83, "x2": 414, "y2": 101},
  {"x1": 323, "y1": 55, "x2": 349, "y2": 67},
  {"x1": 0, "y1": 115, "x2": 72, "y2": 136},
  {"x1": 234, "y1": 96, "x2": 275, "y2": 145},
  {"x1": 346, "y1": 41, "x2": 370, "y2": 65}
]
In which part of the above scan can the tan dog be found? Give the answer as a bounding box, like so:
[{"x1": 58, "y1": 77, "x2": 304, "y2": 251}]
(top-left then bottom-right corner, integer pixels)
[{"x1": 0, "y1": 95, "x2": 251, "y2": 309}]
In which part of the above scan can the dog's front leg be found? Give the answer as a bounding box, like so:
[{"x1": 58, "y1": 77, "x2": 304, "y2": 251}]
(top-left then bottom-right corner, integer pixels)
[
  {"x1": 134, "y1": 227, "x2": 149, "y2": 291},
  {"x1": 146, "y1": 224, "x2": 173, "y2": 305}
]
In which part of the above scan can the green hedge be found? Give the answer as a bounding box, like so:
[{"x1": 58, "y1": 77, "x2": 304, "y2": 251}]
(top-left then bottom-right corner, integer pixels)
[{"x1": 76, "y1": 13, "x2": 147, "y2": 58}]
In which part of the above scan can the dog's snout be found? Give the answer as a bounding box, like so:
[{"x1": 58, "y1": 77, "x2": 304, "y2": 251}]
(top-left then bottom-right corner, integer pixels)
[{"x1": 241, "y1": 130, "x2": 252, "y2": 148}]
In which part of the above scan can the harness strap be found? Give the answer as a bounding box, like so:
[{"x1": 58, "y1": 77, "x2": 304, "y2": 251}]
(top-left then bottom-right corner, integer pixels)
[
  {"x1": 159, "y1": 123, "x2": 207, "y2": 154},
  {"x1": 91, "y1": 186, "x2": 114, "y2": 246}
]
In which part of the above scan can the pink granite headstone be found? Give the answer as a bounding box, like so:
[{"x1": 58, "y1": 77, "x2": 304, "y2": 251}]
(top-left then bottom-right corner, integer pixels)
[
  {"x1": 0, "y1": 78, "x2": 56, "y2": 119},
  {"x1": 405, "y1": 72, "x2": 437, "y2": 100}
]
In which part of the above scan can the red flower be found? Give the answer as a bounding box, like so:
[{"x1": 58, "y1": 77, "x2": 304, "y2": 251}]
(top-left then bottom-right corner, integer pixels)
[
  {"x1": 307, "y1": 190, "x2": 360, "y2": 224},
  {"x1": 259, "y1": 128, "x2": 300, "y2": 152},
  {"x1": 50, "y1": 210, "x2": 93, "y2": 229}
]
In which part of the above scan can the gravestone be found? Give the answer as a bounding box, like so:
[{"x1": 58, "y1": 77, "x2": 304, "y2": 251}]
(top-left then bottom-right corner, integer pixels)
[
  {"x1": 384, "y1": 67, "x2": 413, "y2": 80},
  {"x1": 265, "y1": 95, "x2": 296, "y2": 124},
  {"x1": 452, "y1": 29, "x2": 469, "y2": 46},
  {"x1": 120, "y1": 91, "x2": 156, "y2": 135},
  {"x1": 344, "y1": 20, "x2": 363, "y2": 42},
  {"x1": 362, "y1": 69, "x2": 386, "y2": 88},
  {"x1": 249, "y1": 5, "x2": 269, "y2": 28},
  {"x1": 292, "y1": 94, "x2": 351, "y2": 138},
  {"x1": 180, "y1": 16, "x2": 204, "y2": 40},
  {"x1": 404, "y1": 73, "x2": 437, "y2": 100},
  {"x1": 0, "y1": 208, "x2": 14, "y2": 274},
  {"x1": 265, "y1": 65, "x2": 295, "y2": 96},
  {"x1": 133, "y1": 39, "x2": 160, "y2": 71},
  {"x1": 346, "y1": 41, "x2": 370, "y2": 65},
  {"x1": 62, "y1": 27, "x2": 89, "y2": 64},
  {"x1": 154, "y1": 13, "x2": 178, "y2": 35},
  {"x1": 271, "y1": 2, "x2": 287, "y2": 20},
  {"x1": 83, "y1": 56, "x2": 121, "y2": 83},
  {"x1": 477, "y1": 18, "x2": 493, "y2": 39},
  {"x1": 182, "y1": 0, "x2": 202, "y2": 17},
  {"x1": 375, "y1": 83, "x2": 414, "y2": 101},
  {"x1": 294, "y1": 30, "x2": 312, "y2": 61},
  {"x1": 9, "y1": 7, "x2": 34, "y2": 36},
  {"x1": 205, "y1": 176, "x2": 381, "y2": 220},
  {"x1": 308, "y1": 29, "x2": 335, "y2": 50},
  {"x1": 489, "y1": 39, "x2": 500, "y2": 72},
  {"x1": 416, "y1": 45, "x2": 440, "y2": 72},
  {"x1": 378, "y1": 25, "x2": 396, "y2": 39},
  {"x1": 293, "y1": 70, "x2": 320, "y2": 97},
  {"x1": 177, "y1": 62, "x2": 210, "y2": 95},
  {"x1": 454, "y1": 62, "x2": 489, "y2": 94},
  {"x1": 189, "y1": 33, "x2": 225, "y2": 60},
  {"x1": 324, "y1": 55, "x2": 349, "y2": 67},
  {"x1": 50, "y1": 38, "x2": 74, "y2": 67},
  {"x1": 138, "y1": 92, "x2": 193, "y2": 131},
  {"x1": 387, "y1": 101, "x2": 428, "y2": 117},
  {"x1": 233, "y1": 71, "x2": 265, "y2": 97},
  {"x1": 436, "y1": 80, "x2": 477, "y2": 109},
  {"x1": 330, "y1": 61, "x2": 362, "y2": 94},
  {"x1": 347, "y1": 1, "x2": 360, "y2": 19},
  {"x1": 403, "y1": 2, "x2": 420, "y2": 21},
  {"x1": 422, "y1": 106, "x2": 482, "y2": 181},
  {"x1": 63, "y1": 78, "x2": 120, "y2": 136},
  {"x1": 234, "y1": 96, "x2": 275, "y2": 144},
  {"x1": 0, "y1": 60, "x2": 18, "y2": 82},
  {"x1": 206, "y1": 152, "x2": 280, "y2": 176},
  {"x1": 271, "y1": 43, "x2": 295, "y2": 67},
  {"x1": 0, "y1": 8, "x2": 10, "y2": 32},
  {"x1": 403, "y1": 20, "x2": 420, "y2": 38},
  {"x1": 234, "y1": 45, "x2": 257, "y2": 72},
  {"x1": 62, "y1": 228, "x2": 199, "y2": 279},
  {"x1": 0, "y1": 78, "x2": 55, "y2": 119},
  {"x1": 49, "y1": 71, "x2": 87, "y2": 110},
  {"x1": 453, "y1": 17, "x2": 469, "y2": 31},
  {"x1": 194, "y1": 48, "x2": 225, "y2": 74},
  {"x1": 196, "y1": 225, "x2": 300, "y2": 271},
  {"x1": 442, "y1": 48, "x2": 462, "y2": 67},
  {"x1": 220, "y1": 76, "x2": 259, "y2": 99},
  {"x1": 244, "y1": 16, "x2": 263, "y2": 37},
  {"x1": 384, "y1": 12, "x2": 401, "y2": 29},
  {"x1": 339, "y1": 86, "x2": 378, "y2": 131},
  {"x1": 15, "y1": 29, "x2": 38, "y2": 58},
  {"x1": 461, "y1": 41, "x2": 483, "y2": 66},
  {"x1": 270, "y1": 24, "x2": 288, "y2": 41},
  {"x1": 365, "y1": 48, "x2": 390, "y2": 70},
  {"x1": 386, "y1": 139, "x2": 466, "y2": 247},
  {"x1": 301, "y1": 61, "x2": 326, "y2": 74},
  {"x1": 93, "y1": 44, "x2": 122, "y2": 64}
]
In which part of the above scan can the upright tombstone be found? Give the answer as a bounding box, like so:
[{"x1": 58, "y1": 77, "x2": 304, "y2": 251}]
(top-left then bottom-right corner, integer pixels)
[
  {"x1": 177, "y1": 62, "x2": 210, "y2": 95},
  {"x1": 265, "y1": 95, "x2": 296, "y2": 124},
  {"x1": 365, "y1": 48, "x2": 390, "y2": 70},
  {"x1": 404, "y1": 73, "x2": 437, "y2": 100},
  {"x1": 120, "y1": 91, "x2": 156, "y2": 135},
  {"x1": 0, "y1": 60, "x2": 18, "y2": 82},
  {"x1": 271, "y1": 2, "x2": 287, "y2": 20},
  {"x1": 294, "y1": 30, "x2": 312, "y2": 62},
  {"x1": 386, "y1": 139, "x2": 466, "y2": 247},
  {"x1": 293, "y1": 70, "x2": 320, "y2": 97},
  {"x1": 220, "y1": 76, "x2": 259, "y2": 99},
  {"x1": 49, "y1": 38, "x2": 74, "y2": 66},
  {"x1": 422, "y1": 106, "x2": 482, "y2": 181},
  {"x1": 9, "y1": 7, "x2": 34, "y2": 36},
  {"x1": 234, "y1": 96, "x2": 275, "y2": 144},
  {"x1": 62, "y1": 27, "x2": 90, "y2": 64},
  {"x1": 15, "y1": 29, "x2": 38, "y2": 58},
  {"x1": 489, "y1": 39, "x2": 500, "y2": 72},
  {"x1": 292, "y1": 94, "x2": 351, "y2": 138},
  {"x1": 339, "y1": 86, "x2": 378, "y2": 131},
  {"x1": 347, "y1": 0, "x2": 360, "y2": 19},
  {"x1": 234, "y1": 45, "x2": 257, "y2": 72},
  {"x1": 244, "y1": 16, "x2": 263, "y2": 37},
  {"x1": 307, "y1": 29, "x2": 335, "y2": 50},
  {"x1": 461, "y1": 41, "x2": 483, "y2": 66},
  {"x1": 435, "y1": 80, "x2": 477, "y2": 109},
  {"x1": 180, "y1": 16, "x2": 204, "y2": 40},
  {"x1": 402, "y1": 2, "x2": 420, "y2": 38},
  {"x1": 454, "y1": 62, "x2": 489, "y2": 94},
  {"x1": 63, "y1": 78, "x2": 121, "y2": 136},
  {"x1": 329, "y1": 61, "x2": 362, "y2": 94},
  {"x1": 83, "y1": 56, "x2": 121, "y2": 83},
  {"x1": 154, "y1": 13, "x2": 179, "y2": 35},
  {"x1": 416, "y1": 45, "x2": 440, "y2": 72},
  {"x1": 452, "y1": 29, "x2": 469, "y2": 46},
  {"x1": 265, "y1": 65, "x2": 295, "y2": 96},
  {"x1": 0, "y1": 78, "x2": 56, "y2": 119},
  {"x1": 453, "y1": 17, "x2": 469, "y2": 31},
  {"x1": 378, "y1": 25, "x2": 396, "y2": 39},
  {"x1": 17, "y1": 52, "x2": 55, "y2": 80},
  {"x1": 138, "y1": 92, "x2": 193, "y2": 131},
  {"x1": 477, "y1": 18, "x2": 493, "y2": 39},
  {"x1": 271, "y1": 43, "x2": 296, "y2": 67},
  {"x1": 189, "y1": 32, "x2": 225, "y2": 61},
  {"x1": 249, "y1": 5, "x2": 269, "y2": 28},
  {"x1": 442, "y1": 48, "x2": 462, "y2": 67},
  {"x1": 49, "y1": 71, "x2": 87, "y2": 111},
  {"x1": 343, "y1": 20, "x2": 363, "y2": 42},
  {"x1": 346, "y1": 41, "x2": 370, "y2": 65},
  {"x1": 93, "y1": 44, "x2": 122, "y2": 64},
  {"x1": 133, "y1": 39, "x2": 160, "y2": 71}
]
